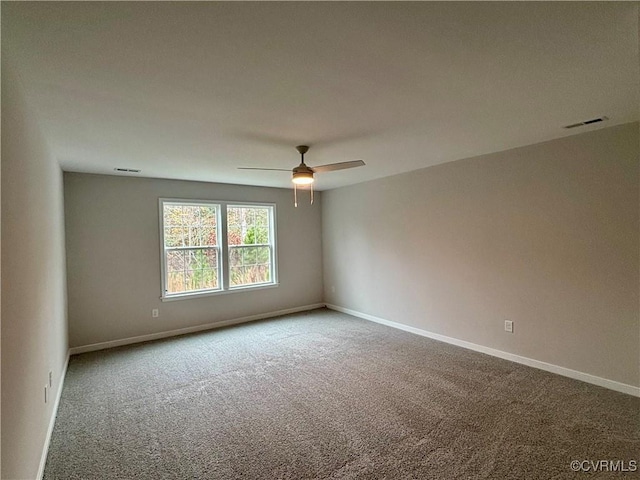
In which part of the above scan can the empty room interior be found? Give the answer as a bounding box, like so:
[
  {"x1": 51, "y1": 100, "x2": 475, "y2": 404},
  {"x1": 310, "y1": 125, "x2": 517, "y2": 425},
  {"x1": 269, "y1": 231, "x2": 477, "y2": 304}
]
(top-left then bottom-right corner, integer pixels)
[{"x1": 1, "y1": 2, "x2": 639, "y2": 479}]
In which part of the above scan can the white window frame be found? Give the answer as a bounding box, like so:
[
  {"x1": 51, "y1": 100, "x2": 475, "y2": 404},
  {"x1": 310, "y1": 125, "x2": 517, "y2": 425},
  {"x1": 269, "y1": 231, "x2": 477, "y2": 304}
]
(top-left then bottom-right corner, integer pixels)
[
  {"x1": 159, "y1": 198, "x2": 278, "y2": 301},
  {"x1": 226, "y1": 203, "x2": 278, "y2": 291}
]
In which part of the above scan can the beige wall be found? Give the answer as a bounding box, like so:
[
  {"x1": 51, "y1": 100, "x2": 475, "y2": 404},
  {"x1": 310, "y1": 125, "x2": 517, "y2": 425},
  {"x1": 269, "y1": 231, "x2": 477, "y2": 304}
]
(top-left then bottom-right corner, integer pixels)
[
  {"x1": 322, "y1": 123, "x2": 639, "y2": 387},
  {"x1": 64, "y1": 173, "x2": 323, "y2": 348},
  {"x1": 1, "y1": 65, "x2": 69, "y2": 479},
  {"x1": 0, "y1": 56, "x2": 3, "y2": 478}
]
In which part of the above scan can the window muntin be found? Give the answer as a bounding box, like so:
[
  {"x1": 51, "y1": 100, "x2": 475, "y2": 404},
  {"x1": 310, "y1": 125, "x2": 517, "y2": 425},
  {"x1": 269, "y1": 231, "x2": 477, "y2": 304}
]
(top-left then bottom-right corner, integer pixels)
[
  {"x1": 160, "y1": 200, "x2": 277, "y2": 299},
  {"x1": 227, "y1": 205, "x2": 274, "y2": 288},
  {"x1": 162, "y1": 202, "x2": 221, "y2": 296}
]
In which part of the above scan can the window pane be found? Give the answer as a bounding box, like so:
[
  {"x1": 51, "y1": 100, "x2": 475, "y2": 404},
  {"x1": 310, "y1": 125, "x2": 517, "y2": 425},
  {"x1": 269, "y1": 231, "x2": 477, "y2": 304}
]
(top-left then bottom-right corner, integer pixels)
[
  {"x1": 203, "y1": 249, "x2": 218, "y2": 269},
  {"x1": 256, "y1": 209, "x2": 268, "y2": 226},
  {"x1": 230, "y1": 264, "x2": 270, "y2": 287},
  {"x1": 242, "y1": 248, "x2": 257, "y2": 265},
  {"x1": 185, "y1": 268, "x2": 219, "y2": 291},
  {"x1": 165, "y1": 248, "x2": 219, "y2": 294},
  {"x1": 255, "y1": 264, "x2": 270, "y2": 283},
  {"x1": 230, "y1": 265, "x2": 245, "y2": 287},
  {"x1": 228, "y1": 226, "x2": 242, "y2": 246},
  {"x1": 229, "y1": 248, "x2": 241, "y2": 268},
  {"x1": 187, "y1": 226, "x2": 202, "y2": 247},
  {"x1": 190, "y1": 206, "x2": 201, "y2": 225},
  {"x1": 249, "y1": 226, "x2": 268, "y2": 244},
  {"x1": 201, "y1": 269, "x2": 218, "y2": 289},
  {"x1": 199, "y1": 206, "x2": 217, "y2": 228},
  {"x1": 227, "y1": 206, "x2": 271, "y2": 246},
  {"x1": 227, "y1": 207, "x2": 239, "y2": 226},
  {"x1": 185, "y1": 269, "x2": 203, "y2": 291},
  {"x1": 244, "y1": 209, "x2": 255, "y2": 227},
  {"x1": 163, "y1": 204, "x2": 218, "y2": 247},
  {"x1": 164, "y1": 227, "x2": 185, "y2": 247},
  {"x1": 185, "y1": 249, "x2": 215, "y2": 270},
  {"x1": 167, "y1": 250, "x2": 185, "y2": 272},
  {"x1": 229, "y1": 246, "x2": 272, "y2": 287},
  {"x1": 167, "y1": 271, "x2": 185, "y2": 294},
  {"x1": 163, "y1": 205, "x2": 183, "y2": 226},
  {"x1": 256, "y1": 246, "x2": 270, "y2": 265},
  {"x1": 262, "y1": 269, "x2": 271, "y2": 282},
  {"x1": 201, "y1": 226, "x2": 217, "y2": 246}
]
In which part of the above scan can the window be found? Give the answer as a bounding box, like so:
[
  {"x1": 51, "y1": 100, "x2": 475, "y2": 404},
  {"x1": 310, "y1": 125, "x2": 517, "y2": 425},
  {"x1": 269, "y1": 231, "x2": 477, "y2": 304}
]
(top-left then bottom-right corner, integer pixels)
[
  {"x1": 161, "y1": 201, "x2": 221, "y2": 295},
  {"x1": 227, "y1": 205, "x2": 274, "y2": 287},
  {"x1": 160, "y1": 199, "x2": 276, "y2": 299}
]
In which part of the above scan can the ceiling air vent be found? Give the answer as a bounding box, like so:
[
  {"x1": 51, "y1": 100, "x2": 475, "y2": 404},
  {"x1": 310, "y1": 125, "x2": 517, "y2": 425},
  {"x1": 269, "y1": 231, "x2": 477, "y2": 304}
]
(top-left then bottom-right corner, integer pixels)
[
  {"x1": 563, "y1": 116, "x2": 608, "y2": 129},
  {"x1": 114, "y1": 168, "x2": 141, "y2": 173}
]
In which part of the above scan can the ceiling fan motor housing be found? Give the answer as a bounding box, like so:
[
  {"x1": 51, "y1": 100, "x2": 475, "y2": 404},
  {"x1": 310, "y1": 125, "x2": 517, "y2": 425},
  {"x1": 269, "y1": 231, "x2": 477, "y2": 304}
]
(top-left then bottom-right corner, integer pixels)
[{"x1": 292, "y1": 163, "x2": 314, "y2": 184}]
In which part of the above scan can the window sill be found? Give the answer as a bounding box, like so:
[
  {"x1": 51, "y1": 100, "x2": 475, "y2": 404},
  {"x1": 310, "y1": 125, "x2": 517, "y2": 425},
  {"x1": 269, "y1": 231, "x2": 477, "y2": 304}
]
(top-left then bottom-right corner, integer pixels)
[{"x1": 161, "y1": 282, "x2": 279, "y2": 302}]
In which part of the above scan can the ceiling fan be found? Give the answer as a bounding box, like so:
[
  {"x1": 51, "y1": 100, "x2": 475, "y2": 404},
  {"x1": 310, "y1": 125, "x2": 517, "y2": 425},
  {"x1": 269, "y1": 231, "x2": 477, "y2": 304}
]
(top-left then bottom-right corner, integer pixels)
[{"x1": 239, "y1": 145, "x2": 365, "y2": 206}]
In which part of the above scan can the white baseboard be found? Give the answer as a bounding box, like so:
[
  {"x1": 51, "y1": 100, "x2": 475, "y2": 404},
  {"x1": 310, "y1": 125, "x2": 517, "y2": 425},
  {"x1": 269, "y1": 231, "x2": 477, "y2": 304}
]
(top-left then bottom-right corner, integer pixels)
[
  {"x1": 326, "y1": 304, "x2": 640, "y2": 398},
  {"x1": 69, "y1": 303, "x2": 325, "y2": 355},
  {"x1": 37, "y1": 350, "x2": 70, "y2": 480}
]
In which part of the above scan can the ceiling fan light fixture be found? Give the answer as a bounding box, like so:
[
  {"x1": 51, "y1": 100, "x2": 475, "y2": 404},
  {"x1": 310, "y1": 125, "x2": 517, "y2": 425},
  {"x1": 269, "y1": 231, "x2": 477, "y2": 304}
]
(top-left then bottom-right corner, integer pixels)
[
  {"x1": 292, "y1": 171, "x2": 314, "y2": 185},
  {"x1": 292, "y1": 162, "x2": 314, "y2": 185}
]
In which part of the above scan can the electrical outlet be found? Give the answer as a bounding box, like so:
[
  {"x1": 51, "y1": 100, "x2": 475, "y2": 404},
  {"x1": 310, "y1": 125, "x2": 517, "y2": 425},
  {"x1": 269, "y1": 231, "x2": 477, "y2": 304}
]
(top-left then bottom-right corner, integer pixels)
[
  {"x1": 152, "y1": 309, "x2": 159, "y2": 318},
  {"x1": 331, "y1": 286, "x2": 335, "y2": 294},
  {"x1": 505, "y1": 320, "x2": 514, "y2": 333},
  {"x1": 49, "y1": 371, "x2": 53, "y2": 388}
]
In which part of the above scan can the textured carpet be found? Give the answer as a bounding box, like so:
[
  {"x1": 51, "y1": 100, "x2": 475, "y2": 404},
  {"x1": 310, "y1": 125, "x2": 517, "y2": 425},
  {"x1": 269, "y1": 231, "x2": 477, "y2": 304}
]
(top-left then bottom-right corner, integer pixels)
[{"x1": 44, "y1": 308, "x2": 638, "y2": 479}]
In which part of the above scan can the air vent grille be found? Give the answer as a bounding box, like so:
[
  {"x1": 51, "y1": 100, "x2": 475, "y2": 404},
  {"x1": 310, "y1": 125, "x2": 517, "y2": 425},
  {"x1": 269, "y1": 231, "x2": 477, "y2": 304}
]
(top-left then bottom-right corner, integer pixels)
[
  {"x1": 114, "y1": 168, "x2": 141, "y2": 173},
  {"x1": 563, "y1": 116, "x2": 608, "y2": 129}
]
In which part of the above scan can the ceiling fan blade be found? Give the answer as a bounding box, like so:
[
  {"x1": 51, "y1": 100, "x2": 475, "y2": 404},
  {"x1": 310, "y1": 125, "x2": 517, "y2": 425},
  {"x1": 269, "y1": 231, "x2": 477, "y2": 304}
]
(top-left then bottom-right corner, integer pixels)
[
  {"x1": 311, "y1": 160, "x2": 365, "y2": 173},
  {"x1": 237, "y1": 167, "x2": 291, "y2": 171}
]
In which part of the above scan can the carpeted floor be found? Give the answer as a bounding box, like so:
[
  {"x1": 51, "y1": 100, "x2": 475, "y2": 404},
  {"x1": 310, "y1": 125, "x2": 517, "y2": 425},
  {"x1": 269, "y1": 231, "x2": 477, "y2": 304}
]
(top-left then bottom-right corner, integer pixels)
[{"x1": 44, "y1": 308, "x2": 638, "y2": 479}]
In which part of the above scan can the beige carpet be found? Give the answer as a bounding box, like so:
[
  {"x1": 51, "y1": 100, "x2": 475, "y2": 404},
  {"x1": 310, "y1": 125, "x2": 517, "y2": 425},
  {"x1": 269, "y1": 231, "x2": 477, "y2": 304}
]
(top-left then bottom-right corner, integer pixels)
[{"x1": 44, "y1": 308, "x2": 638, "y2": 479}]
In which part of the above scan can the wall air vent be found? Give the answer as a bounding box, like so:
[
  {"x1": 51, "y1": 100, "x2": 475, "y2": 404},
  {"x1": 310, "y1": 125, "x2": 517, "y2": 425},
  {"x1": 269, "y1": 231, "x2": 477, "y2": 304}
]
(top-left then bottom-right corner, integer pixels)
[
  {"x1": 563, "y1": 116, "x2": 608, "y2": 129},
  {"x1": 114, "y1": 168, "x2": 141, "y2": 173}
]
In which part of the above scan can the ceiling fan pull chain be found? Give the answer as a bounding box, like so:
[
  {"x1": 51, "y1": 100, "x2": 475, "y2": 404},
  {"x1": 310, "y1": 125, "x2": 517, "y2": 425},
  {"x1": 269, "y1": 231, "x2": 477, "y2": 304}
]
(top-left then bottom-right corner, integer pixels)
[
  {"x1": 294, "y1": 183, "x2": 298, "y2": 208},
  {"x1": 310, "y1": 183, "x2": 314, "y2": 205}
]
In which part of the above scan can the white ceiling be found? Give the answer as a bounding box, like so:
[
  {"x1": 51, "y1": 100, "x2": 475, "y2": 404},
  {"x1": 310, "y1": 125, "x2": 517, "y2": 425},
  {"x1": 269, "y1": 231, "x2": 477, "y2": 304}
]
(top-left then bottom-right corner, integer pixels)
[{"x1": 3, "y1": 2, "x2": 638, "y2": 191}]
